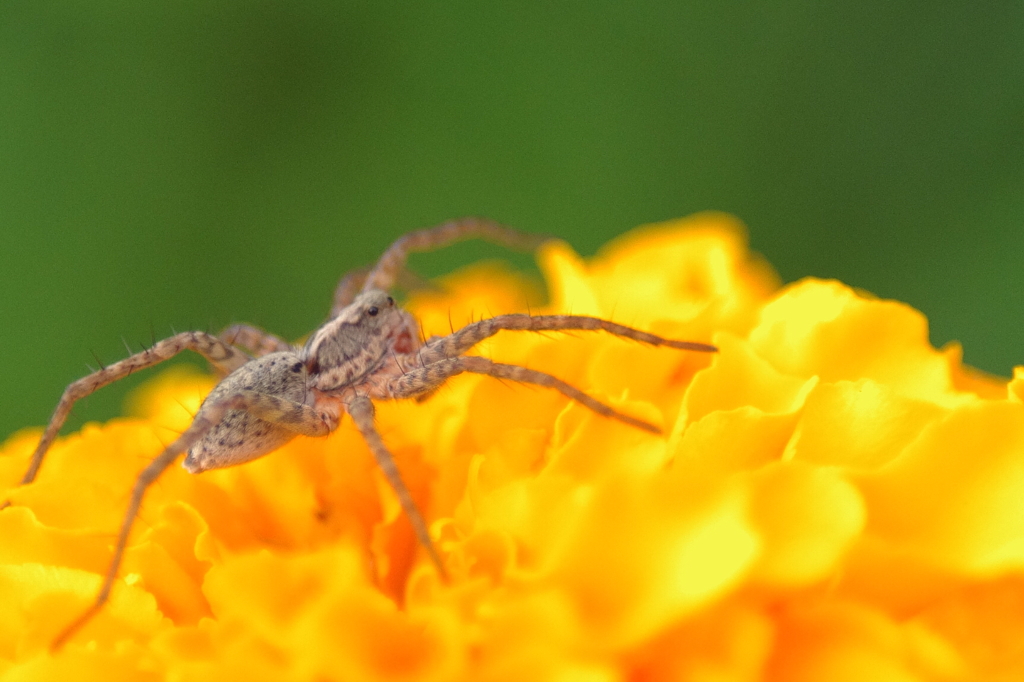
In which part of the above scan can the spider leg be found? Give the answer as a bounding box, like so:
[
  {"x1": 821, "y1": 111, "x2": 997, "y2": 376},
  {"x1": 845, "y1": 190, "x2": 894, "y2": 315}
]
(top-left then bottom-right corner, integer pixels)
[
  {"x1": 330, "y1": 266, "x2": 440, "y2": 317},
  {"x1": 331, "y1": 266, "x2": 370, "y2": 317},
  {"x1": 49, "y1": 389, "x2": 329, "y2": 650},
  {"x1": 362, "y1": 217, "x2": 550, "y2": 293},
  {"x1": 9, "y1": 332, "x2": 249, "y2": 495},
  {"x1": 220, "y1": 323, "x2": 296, "y2": 359},
  {"x1": 418, "y1": 313, "x2": 718, "y2": 365},
  {"x1": 345, "y1": 396, "x2": 448, "y2": 581},
  {"x1": 228, "y1": 390, "x2": 334, "y2": 436},
  {"x1": 387, "y1": 356, "x2": 663, "y2": 434}
]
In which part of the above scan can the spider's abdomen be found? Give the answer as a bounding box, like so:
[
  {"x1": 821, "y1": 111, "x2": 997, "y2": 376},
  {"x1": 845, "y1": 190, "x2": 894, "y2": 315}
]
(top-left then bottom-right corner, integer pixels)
[{"x1": 183, "y1": 351, "x2": 312, "y2": 473}]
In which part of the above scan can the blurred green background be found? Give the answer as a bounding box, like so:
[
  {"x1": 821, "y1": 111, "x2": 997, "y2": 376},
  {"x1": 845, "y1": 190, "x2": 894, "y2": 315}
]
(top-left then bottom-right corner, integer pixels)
[{"x1": 2, "y1": 1, "x2": 1023, "y2": 440}]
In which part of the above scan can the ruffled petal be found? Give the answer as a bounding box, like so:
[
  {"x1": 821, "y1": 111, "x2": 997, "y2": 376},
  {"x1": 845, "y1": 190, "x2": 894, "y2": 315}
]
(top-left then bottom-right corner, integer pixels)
[{"x1": 2, "y1": 215, "x2": 1020, "y2": 680}]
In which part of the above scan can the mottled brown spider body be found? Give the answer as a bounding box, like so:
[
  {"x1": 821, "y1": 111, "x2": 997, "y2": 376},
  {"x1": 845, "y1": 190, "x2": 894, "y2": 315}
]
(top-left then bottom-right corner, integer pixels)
[
  {"x1": 183, "y1": 351, "x2": 314, "y2": 473},
  {"x1": 188, "y1": 291, "x2": 424, "y2": 473},
  {"x1": 4, "y1": 218, "x2": 717, "y2": 650},
  {"x1": 304, "y1": 289, "x2": 420, "y2": 395}
]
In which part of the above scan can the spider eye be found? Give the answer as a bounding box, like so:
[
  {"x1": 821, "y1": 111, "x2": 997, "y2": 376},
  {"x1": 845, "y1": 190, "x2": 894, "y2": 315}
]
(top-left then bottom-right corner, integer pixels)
[
  {"x1": 367, "y1": 306, "x2": 379, "y2": 316},
  {"x1": 386, "y1": 296, "x2": 394, "y2": 306}
]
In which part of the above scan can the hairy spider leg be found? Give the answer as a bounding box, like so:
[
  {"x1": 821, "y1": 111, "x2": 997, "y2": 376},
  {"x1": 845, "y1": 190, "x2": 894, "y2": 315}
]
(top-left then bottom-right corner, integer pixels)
[
  {"x1": 220, "y1": 323, "x2": 296, "y2": 358},
  {"x1": 386, "y1": 355, "x2": 663, "y2": 433},
  {"x1": 345, "y1": 396, "x2": 448, "y2": 580},
  {"x1": 361, "y1": 217, "x2": 550, "y2": 294},
  {"x1": 5, "y1": 332, "x2": 248, "y2": 507},
  {"x1": 331, "y1": 267, "x2": 440, "y2": 317},
  {"x1": 418, "y1": 313, "x2": 718, "y2": 366},
  {"x1": 50, "y1": 389, "x2": 331, "y2": 651},
  {"x1": 331, "y1": 266, "x2": 372, "y2": 316}
]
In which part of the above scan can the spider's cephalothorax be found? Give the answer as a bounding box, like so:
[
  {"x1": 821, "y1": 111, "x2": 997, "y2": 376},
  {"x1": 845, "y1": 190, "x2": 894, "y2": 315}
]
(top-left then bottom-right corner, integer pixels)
[
  {"x1": 184, "y1": 290, "x2": 419, "y2": 474},
  {"x1": 304, "y1": 289, "x2": 421, "y2": 394},
  {"x1": 7, "y1": 218, "x2": 717, "y2": 650}
]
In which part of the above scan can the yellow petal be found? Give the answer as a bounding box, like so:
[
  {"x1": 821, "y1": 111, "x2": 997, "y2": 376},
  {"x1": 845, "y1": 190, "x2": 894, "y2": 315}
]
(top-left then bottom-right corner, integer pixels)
[
  {"x1": 682, "y1": 332, "x2": 816, "y2": 425},
  {"x1": 856, "y1": 400, "x2": 1024, "y2": 573},
  {"x1": 745, "y1": 461, "x2": 866, "y2": 587},
  {"x1": 786, "y1": 378, "x2": 948, "y2": 471},
  {"x1": 5, "y1": 215, "x2": 1022, "y2": 679},
  {"x1": 767, "y1": 600, "x2": 944, "y2": 682},
  {"x1": 749, "y1": 279, "x2": 972, "y2": 407}
]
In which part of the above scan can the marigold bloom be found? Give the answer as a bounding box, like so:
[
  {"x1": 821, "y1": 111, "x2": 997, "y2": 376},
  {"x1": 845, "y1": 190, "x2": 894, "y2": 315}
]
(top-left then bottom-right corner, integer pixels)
[{"x1": 2, "y1": 212, "x2": 1022, "y2": 680}]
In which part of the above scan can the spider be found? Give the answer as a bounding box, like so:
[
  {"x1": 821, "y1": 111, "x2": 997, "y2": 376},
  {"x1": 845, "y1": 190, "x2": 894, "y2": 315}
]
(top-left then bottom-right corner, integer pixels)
[{"x1": 4, "y1": 218, "x2": 717, "y2": 650}]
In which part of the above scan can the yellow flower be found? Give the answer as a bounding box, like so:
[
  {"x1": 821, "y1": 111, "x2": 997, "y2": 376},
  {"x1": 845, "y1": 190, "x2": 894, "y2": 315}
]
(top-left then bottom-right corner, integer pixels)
[{"x1": 2, "y1": 212, "x2": 1022, "y2": 681}]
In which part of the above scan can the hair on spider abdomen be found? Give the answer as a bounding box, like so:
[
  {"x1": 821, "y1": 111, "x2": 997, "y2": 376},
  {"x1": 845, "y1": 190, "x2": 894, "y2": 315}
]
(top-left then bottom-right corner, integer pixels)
[{"x1": 183, "y1": 351, "x2": 314, "y2": 473}]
